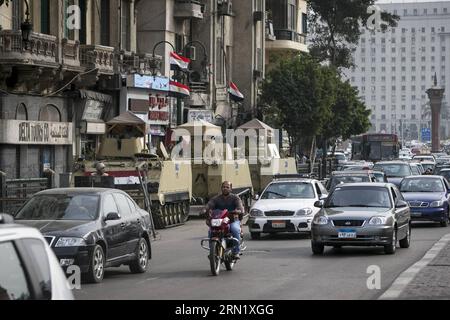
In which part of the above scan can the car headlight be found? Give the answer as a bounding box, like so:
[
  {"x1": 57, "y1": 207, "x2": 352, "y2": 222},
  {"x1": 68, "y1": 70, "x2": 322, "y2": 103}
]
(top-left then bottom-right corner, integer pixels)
[
  {"x1": 295, "y1": 208, "x2": 313, "y2": 216},
  {"x1": 250, "y1": 209, "x2": 265, "y2": 217},
  {"x1": 55, "y1": 237, "x2": 86, "y2": 247},
  {"x1": 368, "y1": 216, "x2": 388, "y2": 225},
  {"x1": 313, "y1": 216, "x2": 329, "y2": 225},
  {"x1": 430, "y1": 200, "x2": 445, "y2": 208}
]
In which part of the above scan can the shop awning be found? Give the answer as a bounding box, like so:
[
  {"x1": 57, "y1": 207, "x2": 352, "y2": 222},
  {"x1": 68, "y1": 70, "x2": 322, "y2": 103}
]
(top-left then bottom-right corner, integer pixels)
[
  {"x1": 79, "y1": 89, "x2": 113, "y2": 104},
  {"x1": 106, "y1": 111, "x2": 149, "y2": 137}
]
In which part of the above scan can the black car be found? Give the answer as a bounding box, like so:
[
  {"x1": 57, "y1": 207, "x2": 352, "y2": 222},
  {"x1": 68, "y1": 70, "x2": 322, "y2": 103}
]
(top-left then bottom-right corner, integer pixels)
[
  {"x1": 15, "y1": 188, "x2": 153, "y2": 283},
  {"x1": 326, "y1": 171, "x2": 376, "y2": 191}
]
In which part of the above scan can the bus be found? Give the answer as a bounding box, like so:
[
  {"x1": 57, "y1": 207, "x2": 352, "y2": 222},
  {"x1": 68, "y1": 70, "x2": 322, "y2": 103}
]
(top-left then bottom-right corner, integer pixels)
[{"x1": 351, "y1": 134, "x2": 400, "y2": 162}]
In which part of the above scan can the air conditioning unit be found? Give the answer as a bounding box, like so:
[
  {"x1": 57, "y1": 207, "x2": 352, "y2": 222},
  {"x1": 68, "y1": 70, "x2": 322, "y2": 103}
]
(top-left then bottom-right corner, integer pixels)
[
  {"x1": 218, "y1": 0, "x2": 233, "y2": 16},
  {"x1": 186, "y1": 45, "x2": 197, "y2": 61}
]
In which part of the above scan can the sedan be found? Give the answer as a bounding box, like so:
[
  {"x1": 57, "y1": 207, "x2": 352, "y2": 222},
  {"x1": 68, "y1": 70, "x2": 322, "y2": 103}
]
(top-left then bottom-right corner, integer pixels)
[
  {"x1": 248, "y1": 178, "x2": 328, "y2": 239},
  {"x1": 372, "y1": 161, "x2": 413, "y2": 187},
  {"x1": 399, "y1": 176, "x2": 450, "y2": 227},
  {"x1": 14, "y1": 188, "x2": 153, "y2": 283},
  {"x1": 311, "y1": 183, "x2": 411, "y2": 255}
]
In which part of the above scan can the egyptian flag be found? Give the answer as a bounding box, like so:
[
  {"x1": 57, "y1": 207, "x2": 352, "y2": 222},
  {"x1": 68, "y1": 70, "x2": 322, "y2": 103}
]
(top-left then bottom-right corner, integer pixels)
[
  {"x1": 228, "y1": 81, "x2": 244, "y2": 102},
  {"x1": 170, "y1": 52, "x2": 191, "y2": 71},
  {"x1": 169, "y1": 80, "x2": 190, "y2": 98}
]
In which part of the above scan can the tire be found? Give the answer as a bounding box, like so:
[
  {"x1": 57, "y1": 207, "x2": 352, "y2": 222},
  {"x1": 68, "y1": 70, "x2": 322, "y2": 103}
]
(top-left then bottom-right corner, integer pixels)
[
  {"x1": 250, "y1": 232, "x2": 260, "y2": 240},
  {"x1": 399, "y1": 224, "x2": 411, "y2": 248},
  {"x1": 224, "y1": 254, "x2": 235, "y2": 271},
  {"x1": 384, "y1": 230, "x2": 397, "y2": 254},
  {"x1": 85, "y1": 245, "x2": 105, "y2": 283},
  {"x1": 440, "y1": 211, "x2": 449, "y2": 227},
  {"x1": 129, "y1": 238, "x2": 149, "y2": 274},
  {"x1": 209, "y1": 241, "x2": 221, "y2": 276},
  {"x1": 311, "y1": 241, "x2": 324, "y2": 255}
]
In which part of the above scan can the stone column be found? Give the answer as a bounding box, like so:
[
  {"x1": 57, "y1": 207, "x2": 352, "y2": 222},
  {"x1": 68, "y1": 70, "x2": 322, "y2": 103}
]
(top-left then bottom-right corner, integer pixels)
[{"x1": 426, "y1": 74, "x2": 445, "y2": 153}]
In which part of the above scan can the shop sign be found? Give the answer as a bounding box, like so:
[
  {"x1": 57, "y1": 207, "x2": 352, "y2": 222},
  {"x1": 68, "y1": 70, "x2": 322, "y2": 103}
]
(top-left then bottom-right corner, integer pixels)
[
  {"x1": 149, "y1": 95, "x2": 169, "y2": 109},
  {"x1": 149, "y1": 111, "x2": 169, "y2": 121},
  {"x1": 188, "y1": 110, "x2": 214, "y2": 123},
  {"x1": 134, "y1": 75, "x2": 169, "y2": 92},
  {"x1": 82, "y1": 100, "x2": 104, "y2": 121},
  {"x1": 0, "y1": 120, "x2": 73, "y2": 145}
]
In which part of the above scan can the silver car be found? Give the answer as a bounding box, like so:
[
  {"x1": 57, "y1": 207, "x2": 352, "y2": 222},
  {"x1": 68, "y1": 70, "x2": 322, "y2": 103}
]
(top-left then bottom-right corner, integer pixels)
[{"x1": 311, "y1": 183, "x2": 411, "y2": 255}]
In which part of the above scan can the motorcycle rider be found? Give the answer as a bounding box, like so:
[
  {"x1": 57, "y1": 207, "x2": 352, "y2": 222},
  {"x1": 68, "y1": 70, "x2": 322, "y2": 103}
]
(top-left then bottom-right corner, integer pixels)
[{"x1": 203, "y1": 181, "x2": 244, "y2": 260}]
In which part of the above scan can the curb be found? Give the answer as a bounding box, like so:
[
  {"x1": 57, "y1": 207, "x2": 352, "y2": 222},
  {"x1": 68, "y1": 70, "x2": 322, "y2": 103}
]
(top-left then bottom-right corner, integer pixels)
[{"x1": 379, "y1": 233, "x2": 450, "y2": 300}]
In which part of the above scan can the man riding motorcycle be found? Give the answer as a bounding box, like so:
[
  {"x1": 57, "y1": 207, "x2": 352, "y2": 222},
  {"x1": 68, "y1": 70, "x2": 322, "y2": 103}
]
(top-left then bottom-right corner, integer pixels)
[{"x1": 203, "y1": 181, "x2": 244, "y2": 260}]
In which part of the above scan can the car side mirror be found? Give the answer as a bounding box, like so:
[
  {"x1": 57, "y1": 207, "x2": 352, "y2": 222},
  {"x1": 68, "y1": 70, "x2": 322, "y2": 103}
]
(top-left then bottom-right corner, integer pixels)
[
  {"x1": 396, "y1": 200, "x2": 408, "y2": 208},
  {"x1": 319, "y1": 195, "x2": 328, "y2": 201},
  {"x1": 314, "y1": 200, "x2": 324, "y2": 208},
  {"x1": 254, "y1": 194, "x2": 259, "y2": 201},
  {"x1": 104, "y1": 212, "x2": 121, "y2": 221}
]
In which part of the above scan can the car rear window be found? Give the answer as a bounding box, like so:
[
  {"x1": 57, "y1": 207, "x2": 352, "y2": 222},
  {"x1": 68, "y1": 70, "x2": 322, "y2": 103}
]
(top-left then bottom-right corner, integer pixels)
[
  {"x1": 261, "y1": 182, "x2": 315, "y2": 199},
  {"x1": 326, "y1": 186, "x2": 392, "y2": 208}
]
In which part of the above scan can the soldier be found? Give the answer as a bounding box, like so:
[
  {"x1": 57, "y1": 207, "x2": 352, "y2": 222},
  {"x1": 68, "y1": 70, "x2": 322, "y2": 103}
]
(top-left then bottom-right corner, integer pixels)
[{"x1": 92, "y1": 162, "x2": 109, "y2": 176}]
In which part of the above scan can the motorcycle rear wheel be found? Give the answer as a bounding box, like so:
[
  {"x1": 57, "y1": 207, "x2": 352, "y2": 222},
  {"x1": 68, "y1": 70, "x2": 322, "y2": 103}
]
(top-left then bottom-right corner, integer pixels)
[
  {"x1": 209, "y1": 241, "x2": 221, "y2": 276},
  {"x1": 224, "y1": 254, "x2": 235, "y2": 271}
]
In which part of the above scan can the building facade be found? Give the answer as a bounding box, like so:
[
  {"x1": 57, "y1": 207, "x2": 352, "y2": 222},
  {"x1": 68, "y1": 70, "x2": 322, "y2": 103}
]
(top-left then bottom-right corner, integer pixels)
[{"x1": 344, "y1": 1, "x2": 450, "y2": 141}]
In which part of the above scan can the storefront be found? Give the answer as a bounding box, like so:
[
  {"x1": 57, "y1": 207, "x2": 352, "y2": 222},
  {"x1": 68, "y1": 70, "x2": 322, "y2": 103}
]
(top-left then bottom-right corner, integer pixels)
[
  {"x1": 0, "y1": 95, "x2": 72, "y2": 181},
  {"x1": 121, "y1": 75, "x2": 172, "y2": 153}
]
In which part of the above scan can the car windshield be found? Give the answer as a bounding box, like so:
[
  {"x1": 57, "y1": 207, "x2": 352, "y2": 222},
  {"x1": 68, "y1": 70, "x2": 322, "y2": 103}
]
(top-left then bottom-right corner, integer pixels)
[
  {"x1": 373, "y1": 172, "x2": 385, "y2": 182},
  {"x1": 400, "y1": 178, "x2": 445, "y2": 193},
  {"x1": 372, "y1": 164, "x2": 411, "y2": 177},
  {"x1": 330, "y1": 176, "x2": 370, "y2": 189},
  {"x1": 15, "y1": 194, "x2": 100, "y2": 221},
  {"x1": 326, "y1": 187, "x2": 391, "y2": 208},
  {"x1": 261, "y1": 182, "x2": 315, "y2": 199}
]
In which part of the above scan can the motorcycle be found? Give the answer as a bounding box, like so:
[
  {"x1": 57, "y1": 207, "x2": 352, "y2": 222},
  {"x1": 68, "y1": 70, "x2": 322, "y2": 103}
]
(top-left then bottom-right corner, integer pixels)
[{"x1": 201, "y1": 209, "x2": 246, "y2": 276}]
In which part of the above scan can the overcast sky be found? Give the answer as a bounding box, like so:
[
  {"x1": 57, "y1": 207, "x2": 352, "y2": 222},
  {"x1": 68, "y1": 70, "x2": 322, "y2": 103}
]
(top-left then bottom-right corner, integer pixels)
[{"x1": 377, "y1": 0, "x2": 450, "y2": 3}]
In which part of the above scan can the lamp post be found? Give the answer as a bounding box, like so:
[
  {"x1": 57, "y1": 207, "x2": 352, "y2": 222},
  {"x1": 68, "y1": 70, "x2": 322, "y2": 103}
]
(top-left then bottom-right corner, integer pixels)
[
  {"x1": 21, "y1": 0, "x2": 32, "y2": 50},
  {"x1": 427, "y1": 73, "x2": 445, "y2": 152}
]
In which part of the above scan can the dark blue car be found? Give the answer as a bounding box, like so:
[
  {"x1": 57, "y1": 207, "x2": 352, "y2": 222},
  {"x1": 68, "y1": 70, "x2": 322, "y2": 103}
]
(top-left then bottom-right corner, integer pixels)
[{"x1": 399, "y1": 176, "x2": 450, "y2": 227}]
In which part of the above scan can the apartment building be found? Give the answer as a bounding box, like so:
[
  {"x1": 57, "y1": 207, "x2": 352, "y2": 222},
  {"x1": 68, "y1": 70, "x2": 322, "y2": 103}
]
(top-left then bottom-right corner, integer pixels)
[
  {"x1": 0, "y1": 0, "x2": 138, "y2": 181},
  {"x1": 344, "y1": 1, "x2": 450, "y2": 141}
]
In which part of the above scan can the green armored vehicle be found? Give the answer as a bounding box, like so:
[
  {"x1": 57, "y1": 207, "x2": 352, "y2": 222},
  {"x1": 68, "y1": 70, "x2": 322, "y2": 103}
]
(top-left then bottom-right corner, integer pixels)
[{"x1": 73, "y1": 112, "x2": 192, "y2": 229}]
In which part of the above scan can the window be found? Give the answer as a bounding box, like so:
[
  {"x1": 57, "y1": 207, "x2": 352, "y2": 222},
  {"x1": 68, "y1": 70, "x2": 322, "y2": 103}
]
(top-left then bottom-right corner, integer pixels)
[
  {"x1": 103, "y1": 194, "x2": 119, "y2": 216},
  {"x1": 361, "y1": 48, "x2": 366, "y2": 54},
  {"x1": 402, "y1": 28, "x2": 406, "y2": 33},
  {"x1": 287, "y1": 1, "x2": 297, "y2": 31},
  {"x1": 101, "y1": 0, "x2": 110, "y2": 46},
  {"x1": 302, "y1": 13, "x2": 308, "y2": 34},
  {"x1": 412, "y1": 86, "x2": 416, "y2": 91},
  {"x1": 432, "y1": 47, "x2": 435, "y2": 52},
  {"x1": 402, "y1": 66, "x2": 406, "y2": 72},
  {"x1": 443, "y1": 56, "x2": 446, "y2": 62},
  {"x1": 431, "y1": 66, "x2": 435, "y2": 71},
  {"x1": 382, "y1": 114, "x2": 386, "y2": 120},
  {"x1": 381, "y1": 66, "x2": 386, "y2": 71},
  {"x1": 402, "y1": 76, "x2": 406, "y2": 82},
  {"x1": 434, "y1": 8, "x2": 438, "y2": 14},
  {"x1": 381, "y1": 38, "x2": 386, "y2": 44},
  {"x1": 39, "y1": 105, "x2": 61, "y2": 122},
  {"x1": 41, "y1": 0, "x2": 50, "y2": 34},
  {"x1": 24, "y1": 239, "x2": 52, "y2": 300},
  {"x1": 361, "y1": 67, "x2": 365, "y2": 72},
  {"x1": 381, "y1": 105, "x2": 386, "y2": 111},
  {"x1": 392, "y1": 48, "x2": 396, "y2": 53},
  {"x1": 412, "y1": 57, "x2": 416, "y2": 62},
  {"x1": 431, "y1": 27, "x2": 435, "y2": 33},
  {"x1": 401, "y1": 47, "x2": 406, "y2": 53},
  {"x1": 362, "y1": 77, "x2": 366, "y2": 82},
  {"x1": 113, "y1": 193, "x2": 132, "y2": 217},
  {"x1": 64, "y1": 0, "x2": 76, "y2": 40},
  {"x1": 421, "y1": 56, "x2": 426, "y2": 62},
  {"x1": 411, "y1": 114, "x2": 416, "y2": 120},
  {"x1": 402, "y1": 86, "x2": 406, "y2": 91},
  {"x1": 391, "y1": 38, "x2": 396, "y2": 43},
  {"x1": 421, "y1": 36, "x2": 426, "y2": 42},
  {"x1": 401, "y1": 57, "x2": 406, "y2": 62},
  {"x1": 413, "y1": 9, "x2": 417, "y2": 15},
  {"x1": 444, "y1": 8, "x2": 448, "y2": 13},
  {"x1": 371, "y1": 67, "x2": 376, "y2": 73},
  {"x1": 401, "y1": 37, "x2": 406, "y2": 43},
  {"x1": 392, "y1": 57, "x2": 396, "y2": 63},
  {"x1": 121, "y1": 0, "x2": 131, "y2": 51},
  {"x1": 412, "y1": 66, "x2": 416, "y2": 72},
  {"x1": 431, "y1": 56, "x2": 435, "y2": 62},
  {"x1": 403, "y1": 9, "x2": 407, "y2": 15},
  {"x1": 16, "y1": 104, "x2": 28, "y2": 120},
  {"x1": 402, "y1": 105, "x2": 406, "y2": 111},
  {"x1": 412, "y1": 105, "x2": 416, "y2": 111},
  {"x1": 422, "y1": 76, "x2": 426, "y2": 81},
  {"x1": 0, "y1": 241, "x2": 31, "y2": 300},
  {"x1": 412, "y1": 95, "x2": 416, "y2": 100},
  {"x1": 126, "y1": 196, "x2": 138, "y2": 212}
]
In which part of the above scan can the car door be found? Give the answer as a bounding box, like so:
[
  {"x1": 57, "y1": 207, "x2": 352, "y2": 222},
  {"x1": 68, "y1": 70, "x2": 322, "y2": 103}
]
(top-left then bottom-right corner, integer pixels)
[
  {"x1": 101, "y1": 193, "x2": 128, "y2": 260},
  {"x1": 392, "y1": 186, "x2": 409, "y2": 239},
  {"x1": 443, "y1": 179, "x2": 450, "y2": 206},
  {"x1": 125, "y1": 195, "x2": 145, "y2": 251},
  {"x1": 113, "y1": 193, "x2": 140, "y2": 255}
]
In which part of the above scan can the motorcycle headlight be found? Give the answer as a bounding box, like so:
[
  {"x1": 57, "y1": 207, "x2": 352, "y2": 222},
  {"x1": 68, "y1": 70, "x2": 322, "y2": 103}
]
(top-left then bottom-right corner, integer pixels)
[
  {"x1": 250, "y1": 209, "x2": 264, "y2": 217},
  {"x1": 368, "y1": 216, "x2": 388, "y2": 225},
  {"x1": 55, "y1": 237, "x2": 86, "y2": 247},
  {"x1": 295, "y1": 208, "x2": 313, "y2": 216},
  {"x1": 430, "y1": 200, "x2": 445, "y2": 208},
  {"x1": 313, "y1": 216, "x2": 329, "y2": 225}
]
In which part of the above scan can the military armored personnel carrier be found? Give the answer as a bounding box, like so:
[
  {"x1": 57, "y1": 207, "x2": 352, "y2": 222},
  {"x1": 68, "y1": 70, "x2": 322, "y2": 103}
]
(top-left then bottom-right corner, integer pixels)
[
  {"x1": 237, "y1": 119, "x2": 298, "y2": 195},
  {"x1": 173, "y1": 121, "x2": 254, "y2": 213},
  {"x1": 72, "y1": 112, "x2": 192, "y2": 229}
]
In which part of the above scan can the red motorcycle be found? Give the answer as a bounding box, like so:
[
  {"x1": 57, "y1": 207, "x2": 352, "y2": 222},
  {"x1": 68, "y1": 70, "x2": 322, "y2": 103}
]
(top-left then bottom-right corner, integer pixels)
[{"x1": 201, "y1": 209, "x2": 246, "y2": 276}]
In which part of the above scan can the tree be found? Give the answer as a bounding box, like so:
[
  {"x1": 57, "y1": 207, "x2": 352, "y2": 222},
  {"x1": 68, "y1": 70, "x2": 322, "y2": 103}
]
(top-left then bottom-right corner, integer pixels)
[
  {"x1": 308, "y1": 0, "x2": 399, "y2": 69},
  {"x1": 261, "y1": 53, "x2": 337, "y2": 155}
]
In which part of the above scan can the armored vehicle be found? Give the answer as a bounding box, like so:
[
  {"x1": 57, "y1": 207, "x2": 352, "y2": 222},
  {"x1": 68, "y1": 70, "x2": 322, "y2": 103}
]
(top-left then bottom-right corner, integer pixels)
[{"x1": 73, "y1": 112, "x2": 192, "y2": 229}]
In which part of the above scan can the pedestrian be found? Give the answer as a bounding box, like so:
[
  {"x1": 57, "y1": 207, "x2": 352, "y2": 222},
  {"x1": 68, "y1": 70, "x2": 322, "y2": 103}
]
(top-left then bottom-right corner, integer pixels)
[{"x1": 92, "y1": 162, "x2": 109, "y2": 176}]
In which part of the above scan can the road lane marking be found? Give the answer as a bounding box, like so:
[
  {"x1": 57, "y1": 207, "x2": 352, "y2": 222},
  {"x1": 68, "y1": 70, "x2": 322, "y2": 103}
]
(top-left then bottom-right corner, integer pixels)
[{"x1": 379, "y1": 233, "x2": 450, "y2": 300}]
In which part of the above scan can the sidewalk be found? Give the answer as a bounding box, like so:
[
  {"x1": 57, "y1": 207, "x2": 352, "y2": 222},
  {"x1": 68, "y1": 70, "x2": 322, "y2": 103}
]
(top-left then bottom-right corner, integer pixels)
[{"x1": 380, "y1": 233, "x2": 450, "y2": 300}]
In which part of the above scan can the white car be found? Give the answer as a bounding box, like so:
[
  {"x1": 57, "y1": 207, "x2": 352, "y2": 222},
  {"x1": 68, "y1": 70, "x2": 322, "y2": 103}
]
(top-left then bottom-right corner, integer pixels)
[
  {"x1": 248, "y1": 178, "x2": 328, "y2": 239},
  {"x1": 0, "y1": 214, "x2": 74, "y2": 300}
]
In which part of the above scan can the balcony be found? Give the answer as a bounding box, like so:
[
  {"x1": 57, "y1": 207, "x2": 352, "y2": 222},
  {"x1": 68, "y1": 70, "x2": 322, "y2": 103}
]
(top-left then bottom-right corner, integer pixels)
[
  {"x1": 266, "y1": 29, "x2": 308, "y2": 53},
  {"x1": 174, "y1": 0, "x2": 204, "y2": 19},
  {"x1": 0, "y1": 30, "x2": 58, "y2": 68},
  {"x1": 61, "y1": 39, "x2": 81, "y2": 71},
  {"x1": 80, "y1": 45, "x2": 115, "y2": 75}
]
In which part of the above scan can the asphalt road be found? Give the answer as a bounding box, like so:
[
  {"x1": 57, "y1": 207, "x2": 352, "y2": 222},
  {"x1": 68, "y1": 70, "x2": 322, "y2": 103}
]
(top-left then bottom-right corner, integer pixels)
[{"x1": 74, "y1": 219, "x2": 450, "y2": 300}]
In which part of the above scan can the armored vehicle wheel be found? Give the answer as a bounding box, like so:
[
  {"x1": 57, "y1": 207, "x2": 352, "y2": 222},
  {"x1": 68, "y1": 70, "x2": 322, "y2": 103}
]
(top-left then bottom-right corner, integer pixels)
[
  {"x1": 176, "y1": 203, "x2": 183, "y2": 223},
  {"x1": 162, "y1": 206, "x2": 170, "y2": 227},
  {"x1": 153, "y1": 204, "x2": 165, "y2": 229},
  {"x1": 170, "y1": 204, "x2": 177, "y2": 225}
]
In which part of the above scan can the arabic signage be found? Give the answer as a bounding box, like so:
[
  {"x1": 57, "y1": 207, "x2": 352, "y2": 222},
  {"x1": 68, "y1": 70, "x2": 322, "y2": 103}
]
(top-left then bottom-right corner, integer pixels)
[
  {"x1": 188, "y1": 110, "x2": 214, "y2": 123},
  {"x1": 0, "y1": 120, "x2": 73, "y2": 145},
  {"x1": 82, "y1": 100, "x2": 104, "y2": 121}
]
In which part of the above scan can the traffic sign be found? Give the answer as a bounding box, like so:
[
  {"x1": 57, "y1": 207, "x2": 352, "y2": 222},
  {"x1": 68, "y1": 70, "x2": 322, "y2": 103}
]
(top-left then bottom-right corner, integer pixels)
[{"x1": 421, "y1": 128, "x2": 431, "y2": 142}]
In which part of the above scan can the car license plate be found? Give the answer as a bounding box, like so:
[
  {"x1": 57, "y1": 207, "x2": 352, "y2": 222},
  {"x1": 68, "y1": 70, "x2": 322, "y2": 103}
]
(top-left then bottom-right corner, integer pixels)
[
  {"x1": 272, "y1": 221, "x2": 286, "y2": 229},
  {"x1": 411, "y1": 212, "x2": 422, "y2": 217},
  {"x1": 338, "y1": 231, "x2": 357, "y2": 239}
]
